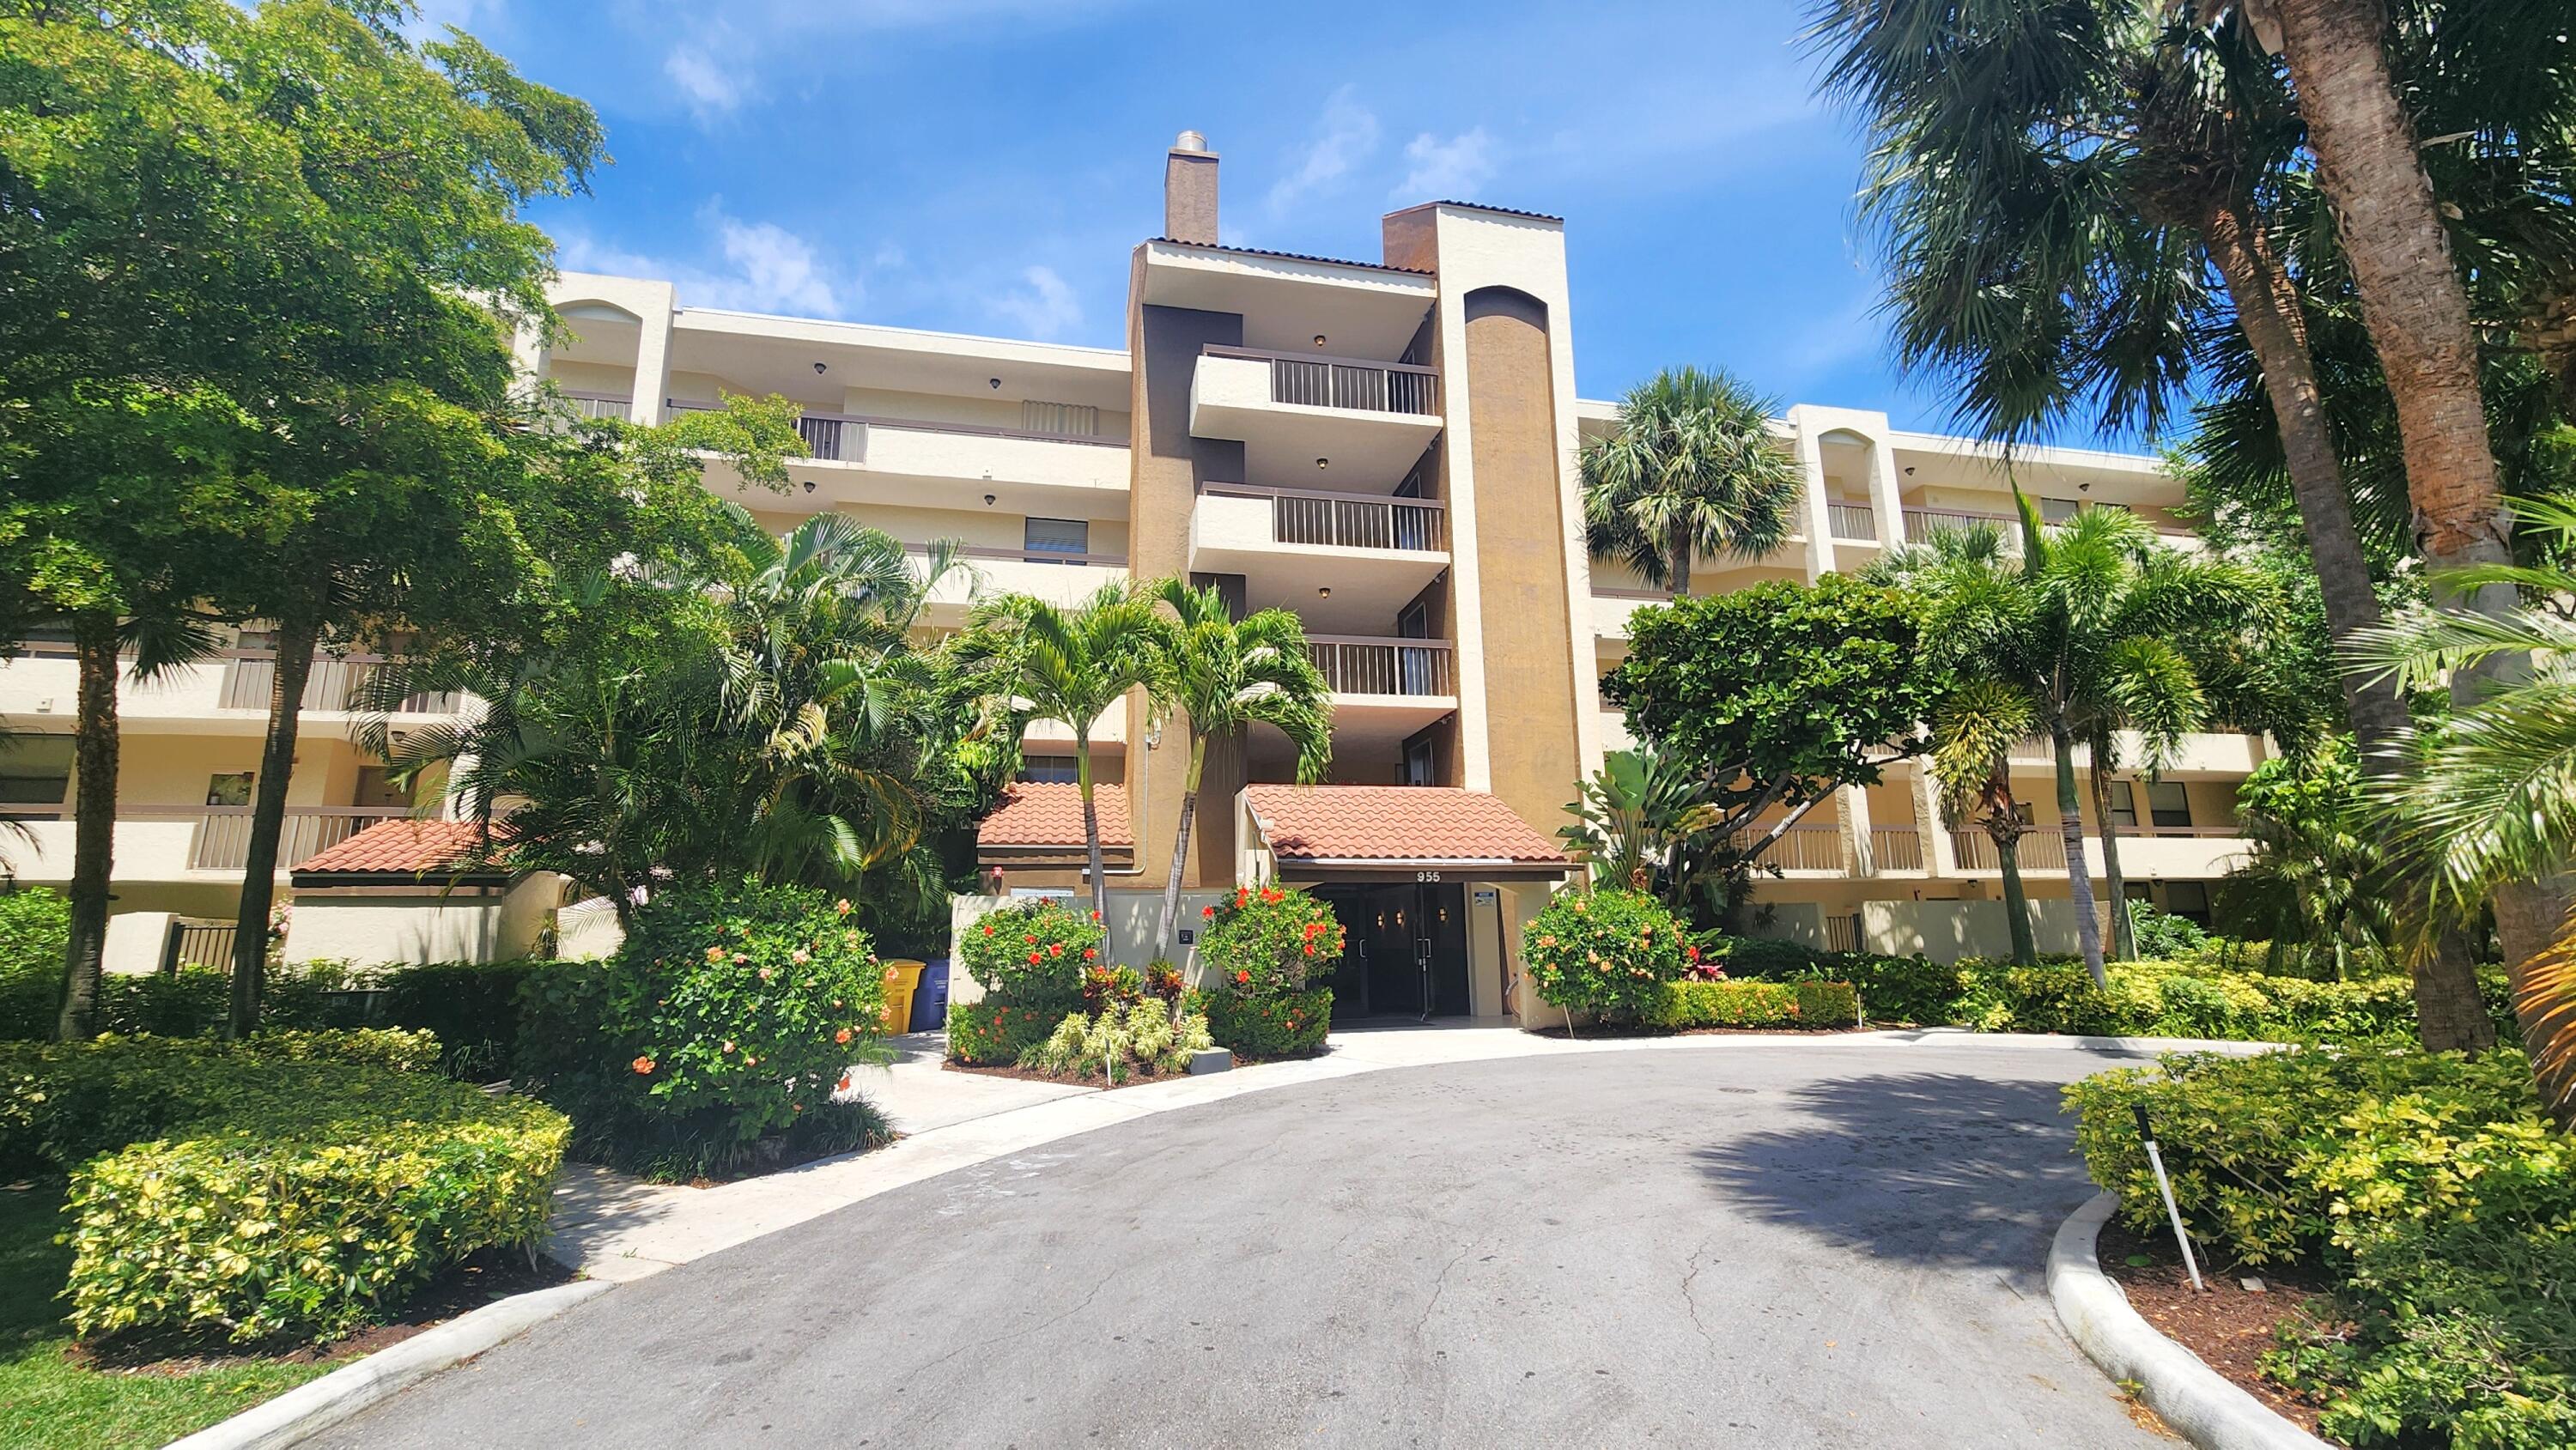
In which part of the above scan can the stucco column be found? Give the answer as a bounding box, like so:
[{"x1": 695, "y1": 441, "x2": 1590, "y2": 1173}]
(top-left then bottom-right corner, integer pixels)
[
  {"x1": 1792, "y1": 422, "x2": 1836, "y2": 582},
  {"x1": 1839, "y1": 783, "x2": 1874, "y2": 877},
  {"x1": 1914, "y1": 763, "x2": 1956, "y2": 877},
  {"x1": 630, "y1": 288, "x2": 677, "y2": 425}
]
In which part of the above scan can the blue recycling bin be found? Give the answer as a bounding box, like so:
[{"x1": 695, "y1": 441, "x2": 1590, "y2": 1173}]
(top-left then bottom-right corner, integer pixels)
[{"x1": 908, "y1": 956, "x2": 951, "y2": 1033}]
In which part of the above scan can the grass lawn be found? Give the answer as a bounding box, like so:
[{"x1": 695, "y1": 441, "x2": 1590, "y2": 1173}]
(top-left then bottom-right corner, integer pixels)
[{"x1": 0, "y1": 1181, "x2": 340, "y2": 1450}]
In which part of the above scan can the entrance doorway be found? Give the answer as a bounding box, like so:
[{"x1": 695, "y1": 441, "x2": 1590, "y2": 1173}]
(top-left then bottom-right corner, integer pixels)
[{"x1": 1313, "y1": 881, "x2": 1471, "y2": 1019}]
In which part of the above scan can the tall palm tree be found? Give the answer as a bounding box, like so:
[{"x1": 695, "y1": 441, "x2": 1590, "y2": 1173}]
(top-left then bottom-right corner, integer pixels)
[
  {"x1": 1579, "y1": 367, "x2": 1802, "y2": 597},
  {"x1": 954, "y1": 580, "x2": 1171, "y2": 958},
  {"x1": 1145, "y1": 580, "x2": 1333, "y2": 959},
  {"x1": 2363, "y1": 494, "x2": 2576, "y2": 1128},
  {"x1": 1874, "y1": 501, "x2": 2237, "y2": 986}
]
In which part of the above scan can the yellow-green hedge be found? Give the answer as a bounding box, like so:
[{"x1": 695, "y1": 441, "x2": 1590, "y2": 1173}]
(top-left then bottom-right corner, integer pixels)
[
  {"x1": 7, "y1": 1031, "x2": 567, "y2": 1345},
  {"x1": 1648, "y1": 979, "x2": 1860, "y2": 1029}
]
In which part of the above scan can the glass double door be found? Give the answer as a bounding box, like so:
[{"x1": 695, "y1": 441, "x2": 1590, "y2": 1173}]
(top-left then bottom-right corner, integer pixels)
[{"x1": 1317, "y1": 881, "x2": 1471, "y2": 1020}]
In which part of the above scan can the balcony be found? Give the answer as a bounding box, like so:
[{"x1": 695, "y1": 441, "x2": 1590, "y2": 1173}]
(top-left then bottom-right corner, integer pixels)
[
  {"x1": 1868, "y1": 825, "x2": 1925, "y2": 872},
  {"x1": 0, "y1": 644, "x2": 461, "y2": 730},
  {"x1": 666, "y1": 398, "x2": 1129, "y2": 512},
  {"x1": 1735, "y1": 824, "x2": 1846, "y2": 875},
  {"x1": 0, "y1": 805, "x2": 413, "y2": 882},
  {"x1": 1947, "y1": 826, "x2": 2245, "y2": 877},
  {"x1": 1827, "y1": 502, "x2": 1879, "y2": 543},
  {"x1": 1190, "y1": 346, "x2": 1444, "y2": 482},
  {"x1": 1305, "y1": 635, "x2": 1455, "y2": 752},
  {"x1": 918, "y1": 543, "x2": 1130, "y2": 621},
  {"x1": 1591, "y1": 589, "x2": 1671, "y2": 640},
  {"x1": 561, "y1": 390, "x2": 633, "y2": 422},
  {"x1": 220, "y1": 655, "x2": 466, "y2": 715},
  {"x1": 1190, "y1": 485, "x2": 1449, "y2": 625}
]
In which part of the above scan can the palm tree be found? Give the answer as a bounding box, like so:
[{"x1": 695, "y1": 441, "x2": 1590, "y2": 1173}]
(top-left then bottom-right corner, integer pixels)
[
  {"x1": 1874, "y1": 501, "x2": 2239, "y2": 986},
  {"x1": 2225, "y1": 741, "x2": 2395, "y2": 980},
  {"x1": 2363, "y1": 494, "x2": 2576, "y2": 1128},
  {"x1": 1559, "y1": 744, "x2": 1730, "y2": 919},
  {"x1": 1579, "y1": 367, "x2": 1802, "y2": 597},
  {"x1": 1145, "y1": 580, "x2": 1332, "y2": 959},
  {"x1": 953, "y1": 580, "x2": 1171, "y2": 958},
  {"x1": 1929, "y1": 678, "x2": 2044, "y2": 967}
]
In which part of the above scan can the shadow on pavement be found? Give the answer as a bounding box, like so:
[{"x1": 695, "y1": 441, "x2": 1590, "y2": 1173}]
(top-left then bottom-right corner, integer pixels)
[{"x1": 1692, "y1": 1071, "x2": 2095, "y2": 1277}]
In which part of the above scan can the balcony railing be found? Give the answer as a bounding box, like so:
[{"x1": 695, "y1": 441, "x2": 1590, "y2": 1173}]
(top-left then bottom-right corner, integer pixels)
[
  {"x1": 1869, "y1": 826, "x2": 1924, "y2": 872},
  {"x1": 193, "y1": 806, "x2": 416, "y2": 872},
  {"x1": 665, "y1": 399, "x2": 1125, "y2": 455},
  {"x1": 1306, "y1": 636, "x2": 1454, "y2": 697},
  {"x1": 1903, "y1": 506, "x2": 2013, "y2": 543},
  {"x1": 221, "y1": 654, "x2": 466, "y2": 714},
  {"x1": 561, "y1": 390, "x2": 634, "y2": 422},
  {"x1": 1947, "y1": 823, "x2": 2239, "y2": 875},
  {"x1": 1204, "y1": 345, "x2": 1439, "y2": 416},
  {"x1": 1202, "y1": 483, "x2": 1446, "y2": 552},
  {"x1": 934, "y1": 543, "x2": 1128, "y2": 569},
  {"x1": 1735, "y1": 824, "x2": 1845, "y2": 873},
  {"x1": 1827, "y1": 503, "x2": 1878, "y2": 542}
]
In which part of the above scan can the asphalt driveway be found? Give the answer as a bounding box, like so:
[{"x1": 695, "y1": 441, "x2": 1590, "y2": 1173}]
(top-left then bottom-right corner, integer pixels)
[{"x1": 314, "y1": 1038, "x2": 2165, "y2": 1447}]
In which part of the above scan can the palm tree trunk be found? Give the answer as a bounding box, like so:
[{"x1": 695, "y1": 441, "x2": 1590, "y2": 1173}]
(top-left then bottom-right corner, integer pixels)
[
  {"x1": 1668, "y1": 532, "x2": 1692, "y2": 598},
  {"x1": 1154, "y1": 735, "x2": 1206, "y2": 960},
  {"x1": 2198, "y1": 194, "x2": 2494, "y2": 1050},
  {"x1": 229, "y1": 611, "x2": 318, "y2": 1038},
  {"x1": 1076, "y1": 727, "x2": 1110, "y2": 962},
  {"x1": 2089, "y1": 763, "x2": 2134, "y2": 962},
  {"x1": 2050, "y1": 719, "x2": 2108, "y2": 988},
  {"x1": 1992, "y1": 825, "x2": 2038, "y2": 968},
  {"x1": 55, "y1": 610, "x2": 120, "y2": 1040}
]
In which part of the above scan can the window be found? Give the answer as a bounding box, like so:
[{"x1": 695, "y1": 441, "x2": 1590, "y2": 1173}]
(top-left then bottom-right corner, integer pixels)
[
  {"x1": 2162, "y1": 880, "x2": 2212, "y2": 926},
  {"x1": 353, "y1": 767, "x2": 413, "y2": 808},
  {"x1": 2146, "y1": 781, "x2": 2192, "y2": 828},
  {"x1": 1024, "y1": 517, "x2": 1089, "y2": 561},
  {"x1": 1020, "y1": 401, "x2": 1100, "y2": 437},
  {"x1": 2105, "y1": 780, "x2": 2138, "y2": 829},
  {"x1": 205, "y1": 772, "x2": 255, "y2": 808},
  {"x1": 2039, "y1": 497, "x2": 2080, "y2": 523},
  {"x1": 1018, "y1": 756, "x2": 1080, "y2": 785},
  {"x1": 0, "y1": 735, "x2": 72, "y2": 805},
  {"x1": 1400, "y1": 737, "x2": 1436, "y2": 786}
]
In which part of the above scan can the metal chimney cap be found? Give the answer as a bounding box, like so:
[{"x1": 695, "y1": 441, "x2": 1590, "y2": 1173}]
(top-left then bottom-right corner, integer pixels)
[{"x1": 1174, "y1": 129, "x2": 1207, "y2": 153}]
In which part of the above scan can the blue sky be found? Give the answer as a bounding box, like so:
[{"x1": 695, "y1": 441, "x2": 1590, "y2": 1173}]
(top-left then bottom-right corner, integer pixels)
[{"x1": 426, "y1": 0, "x2": 2080, "y2": 441}]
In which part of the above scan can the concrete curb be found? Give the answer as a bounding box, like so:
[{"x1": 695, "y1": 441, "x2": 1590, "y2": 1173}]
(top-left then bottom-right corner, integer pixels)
[
  {"x1": 2047, "y1": 1192, "x2": 2330, "y2": 1450},
  {"x1": 165, "y1": 1279, "x2": 612, "y2": 1450}
]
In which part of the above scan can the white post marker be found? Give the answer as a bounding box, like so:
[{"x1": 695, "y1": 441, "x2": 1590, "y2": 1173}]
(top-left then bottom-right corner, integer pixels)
[{"x1": 2132, "y1": 1104, "x2": 2205, "y2": 1292}]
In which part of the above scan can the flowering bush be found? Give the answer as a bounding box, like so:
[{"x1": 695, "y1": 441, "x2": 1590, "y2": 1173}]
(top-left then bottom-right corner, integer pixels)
[
  {"x1": 1197, "y1": 883, "x2": 1345, "y2": 995},
  {"x1": 1521, "y1": 889, "x2": 1692, "y2": 1022},
  {"x1": 516, "y1": 878, "x2": 889, "y2": 1180},
  {"x1": 945, "y1": 998, "x2": 1059, "y2": 1065},
  {"x1": 1204, "y1": 986, "x2": 1332, "y2": 1059},
  {"x1": 957, "y1": 900, "x2": 1103, "y2": 1006}
]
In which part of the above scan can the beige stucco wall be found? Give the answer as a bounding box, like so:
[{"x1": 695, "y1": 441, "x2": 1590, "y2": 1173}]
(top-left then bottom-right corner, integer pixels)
[{"x1": 283, "y1": 877, "x2": 554, "y2": 965}]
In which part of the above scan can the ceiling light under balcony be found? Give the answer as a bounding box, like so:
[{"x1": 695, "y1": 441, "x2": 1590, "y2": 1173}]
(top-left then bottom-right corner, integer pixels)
[
  {"x1": 1315, "y1": 457, "x2": 1328, "y2": 469},
  {"x1": 1313, "y1": 335, "x2": 1327, "y2": 347},
  {"x1": 1317, "y1": 587, "x2": 1331, "y2": 598}
]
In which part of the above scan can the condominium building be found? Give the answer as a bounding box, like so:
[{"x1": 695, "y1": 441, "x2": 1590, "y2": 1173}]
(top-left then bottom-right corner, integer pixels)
[{"x1": 0, "y1": 130, "x2": 2265, "y2": 1016}]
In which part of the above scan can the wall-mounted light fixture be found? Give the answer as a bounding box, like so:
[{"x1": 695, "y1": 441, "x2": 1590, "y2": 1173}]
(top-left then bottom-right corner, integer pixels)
[
  {"x1": 1317, "y1": 586, "x2": 1332, "y2": 599},
  {"x1": 812, "y1": 361, "x2": 828, "y2": 374},
  {"x1": 983, "y1": 493, "x2": 997, "y2": 507},
  {"x1": 1315, "y1": 457, "x2": 1329, "y2": 470},
  {"x1": 1313, "y1": 334, "x2": 1327, "y2": 347},
  {"x1": 988, "y1": 377, "x2": 1002, "y2": 390},
  {"x1": 802, "y1": 480, "x2": 817, "y2": 494}
]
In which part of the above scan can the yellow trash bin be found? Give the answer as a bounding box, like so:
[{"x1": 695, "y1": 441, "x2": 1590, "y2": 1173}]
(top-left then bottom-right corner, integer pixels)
[{"x1": 879, "y1": 958, "x2": 926, "y2": 1034}]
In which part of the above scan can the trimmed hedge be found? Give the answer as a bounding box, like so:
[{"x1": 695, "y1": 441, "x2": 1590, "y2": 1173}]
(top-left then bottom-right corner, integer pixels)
[
  {"x1": 3, "y1": 1030, "x2": 565, "y2": 1345},
  {"x1": 380, "y1": 959, "x2": 544, "y2": 1079},
  {"x1": 98, "y1": 964, "x2": 231, "y2": 1037},
  {"x1": 946, "y1": 998, "x2": 1063, "y2": 1065},
  {"x1": 1203, "y1": 986, "x2": 1332, "y2": 1059},
  {"x1": 2068, "y1": 1049, "x2": 2574, "y2": 1446},
  {"x1": 0, "y1": 887, "x2": 69, "y2": 1040},
  {"x1": 1648, "y1": 979, "x2": 1860, "y2": 1029}
]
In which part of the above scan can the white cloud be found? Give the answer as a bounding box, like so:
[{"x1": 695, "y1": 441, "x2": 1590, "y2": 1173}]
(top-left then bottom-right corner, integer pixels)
[
  {"x1": 1265, "y1": 86, "x2": 1380, "y2": 219},
  {"x1": 988, "y1": 265, "x2": 1082, "y2": 341},
  {"x1": 663, "y1": 27, "x2": 749, "y2": 122},
  {"x1": 558, "y1": 203, "x2": 856, "y2": 319},
  {"x1": 1391, "y1": 127, "x2": 1497, "y2": 205}
]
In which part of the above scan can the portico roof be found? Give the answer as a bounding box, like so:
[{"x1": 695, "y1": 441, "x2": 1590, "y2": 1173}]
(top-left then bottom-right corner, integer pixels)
[
  {"x1": 1242, "y1": 786, "x2": 1570, "y2": 877},
  {"x1": 978, "y1": 783, "x2": 1134, "y2": 852}
]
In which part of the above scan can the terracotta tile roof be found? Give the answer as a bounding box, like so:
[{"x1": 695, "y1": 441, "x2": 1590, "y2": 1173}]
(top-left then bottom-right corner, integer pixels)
[
  {"x1": 292, "y1": 819, "x2": 509, "y2": 877},
  {"x1": 978, "y1": 783, "x2": 1134, "y2": 849},
  {"x1": 1242, "y1": 786, "x2": 1567, "y2": 865}
]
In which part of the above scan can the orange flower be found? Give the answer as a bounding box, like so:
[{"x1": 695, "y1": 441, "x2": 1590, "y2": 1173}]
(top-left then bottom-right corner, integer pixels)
[
  {"x1": 721, "y1": 1040, "x2": 736, "y2": 1053},
  {"x1": 1049, "y1": 943, "x2": 1065, "y2": 957},
  {"x1": 631, "y1": 1056, "x2": 655, "y2": 1075},
  {"x1": 835, "y1": 1028, "x2": 854, "y2": 1045},
  {"x1": 1235, "y1": 970, "x2": 1251, "y2": 985}
]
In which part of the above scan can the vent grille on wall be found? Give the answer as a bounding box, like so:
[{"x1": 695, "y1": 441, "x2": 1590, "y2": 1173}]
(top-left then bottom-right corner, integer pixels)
[{"x1": 1022, "y1": 400, "x2": 1101, "y2": 437}]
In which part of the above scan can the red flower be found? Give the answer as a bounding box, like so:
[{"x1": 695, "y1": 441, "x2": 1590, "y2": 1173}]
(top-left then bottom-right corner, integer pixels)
[
  {"x1": 1084, "y1": 948, "x2": 1098, "y2": 961},
  {"x1": 631, "y1": 1056, "x2": 655, "y2": 1075},
  {"x1": 1235, "y1": 970, "x2": 1251, "y2": 985},
  {"x1": 1028, "y1": 950, "x2": 1042, "y2": 963},
  {"x1": 983, "y1": 925, "x2": 995, "y2": 937},
  {"x1": 1050, "y1": 942, "x2": 1065, "y2": 957},
  {"x1": 1202, "y1": 905, "x2": 1217, "y2": 919},
  {"x1": 1091, "y1": 909, "x2": 1102, "y2": 922},
  {"x1": 835, "y1": 1028, "x2": 854, "y2": 1045}
]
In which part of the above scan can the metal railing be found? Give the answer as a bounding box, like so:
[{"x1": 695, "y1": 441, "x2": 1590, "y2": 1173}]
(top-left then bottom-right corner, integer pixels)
[
  {"x1": 1205, "y1": 345, "x2": 1440, "y2": 416},
  {"x1": 1827, "y1": 503, "x2": 1878, "y2": 541},
  {"x1": 1824, "y1": 913, "x2": 1863, "y2": 954},
  {"x1": 221, "y1": 655, "x2": 465, "y2": 714},
  {"x1": 164, "y1": 918, "x2": 239, "y2": 971},
  {"x1": 1947, "y1": 828, "x2": 2070, "y2": 873},
  {"x1": 1203, "y1": 483, "x2": 1446, "y2": 552},
  {"x1": 1305, "y1": 636, "x2": 1455, "y2": 697},
  {"x1": 1735, "y1": 824, "x2": 1845, "y2": 873},
  {"x1": 1869, "y1": 826, "x2": 1924, "y2": 872},
  {"x1": 665, "y1": 399, "x2": 1124, "y2": 451},
  {"x1": 192, "y1": 806, "x2": 414, "y2": 872},
  {"x1": 561, "y1": 390, "x2": 633, "y2": 422},
  {"x1": 1903, "y1": 506, "x2": 2013, "y2": 543}
]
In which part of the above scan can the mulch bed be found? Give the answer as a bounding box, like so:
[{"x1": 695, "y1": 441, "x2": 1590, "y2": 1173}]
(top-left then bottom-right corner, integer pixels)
[
  {"x1": 943, "y1": 1059, "x2": 1205, "y2": 1090},
  {"x1": 2099, "y1": 1220, "x2": 2344, "y2": 1441},
  {"x1": 70, "y1": 1247, "x2": 576, "y2": 1376}
]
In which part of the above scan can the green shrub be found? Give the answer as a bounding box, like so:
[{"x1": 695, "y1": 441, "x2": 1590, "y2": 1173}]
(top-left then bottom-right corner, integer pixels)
[
  {"x1": 1522, "y1": 889, "x2": 1694, "y2": 1022},
  {"x1": 1832, "y1": 953, "x2": 1969, "y2": 1025},
  {"x1": 957, "y1": 900, "x2": 1102, "y2": 1005},
  {"x1": 258, "y1": 958, "x2": 381, "y2": 1029},
  {"x1": 0, "y1": 1028, "x2": 440, "y2": 1174},
  {"x1": 515, "y1": 878, "x2": 887, "y2": 1180},
  {"x1": 0, "y1": 888, "x2": 69, "y2": 1040},
  {"x1": 1956, "y1": 961, "x2": 2123, "y2": 1035},
  {"x1": 945, "y1": 998, "x2": 1061, "y2": 1065},
  {"x1": 1196, "y1": 883, "x2": 1344, "y2": 994},
  {"x1": 97, "y1": 965, "x2": 229, "y2": 1037},
  {"x1": 1648, "y1": 980, "x2": 1860, "y2": 1029},
  {"x1": 379, "y1": 958, "x2": 544, "y2": 1079},
  {"x1": 1696, "y1": 933, "x2": 1832, "y2": 979},
  {"x1": 1203, "y1": 986, "x2": 1332, "y2": 1059},
  {"x1": 2068, "y1": 1048, "x2": 2573, "y2": 1447},
  {"x1": 63, "y1": 1075, "x2": 565, "y2": 1344},
  {"x1": 1018, "y1": 999, "x2": 1214, "y2": 1083},
  {"x1": 2125, "y1": 901, "x2": 2211, "y2": 960}
]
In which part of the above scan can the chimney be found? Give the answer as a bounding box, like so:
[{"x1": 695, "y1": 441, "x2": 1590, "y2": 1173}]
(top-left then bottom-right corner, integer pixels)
[{"x1": 1164, "y1": 130, "x2": 1218, "y2": 245}]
